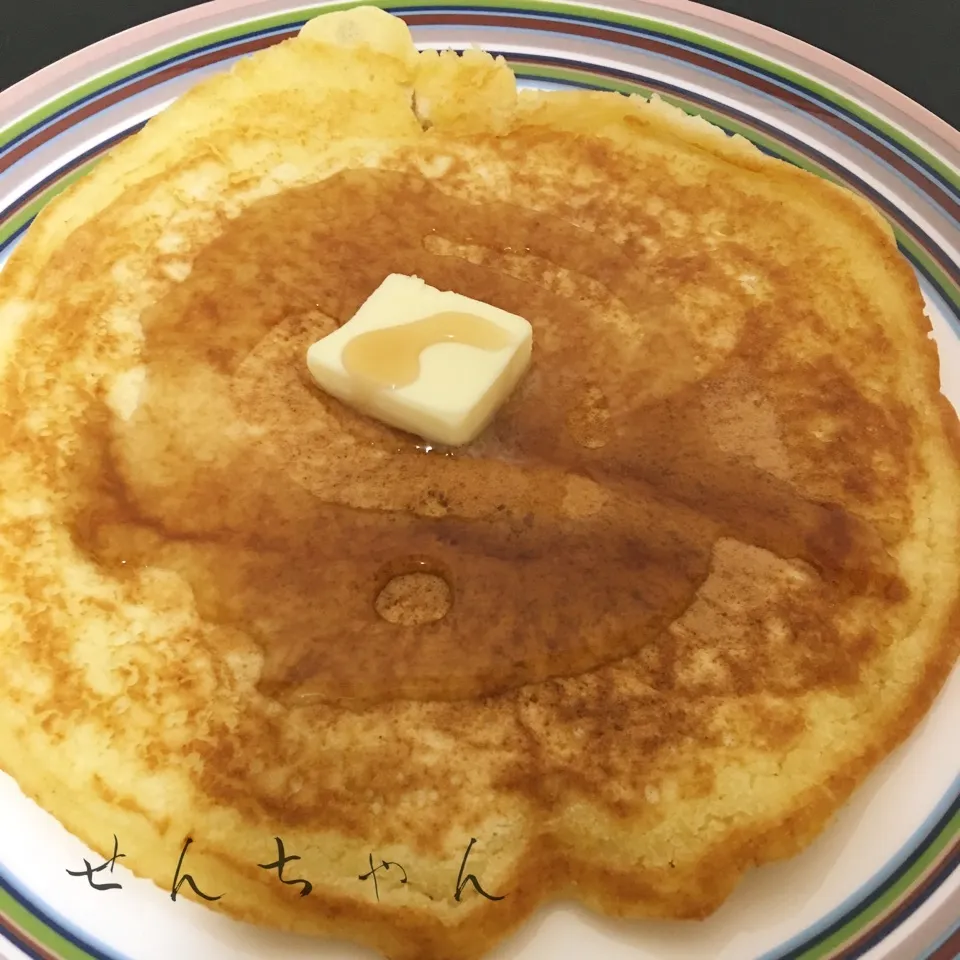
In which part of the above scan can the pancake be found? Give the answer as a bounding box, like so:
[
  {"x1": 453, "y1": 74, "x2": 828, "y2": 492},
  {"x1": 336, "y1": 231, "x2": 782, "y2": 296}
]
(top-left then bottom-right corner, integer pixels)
[{"x1": 1, "y1": 7, "x2": 959, "y2": 959}]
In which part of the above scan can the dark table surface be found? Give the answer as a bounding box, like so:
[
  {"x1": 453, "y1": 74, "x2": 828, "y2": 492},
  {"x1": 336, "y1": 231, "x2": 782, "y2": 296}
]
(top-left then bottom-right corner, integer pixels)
[{"x1": 0, "y1": 0, "x2": 958, "y2": 131}]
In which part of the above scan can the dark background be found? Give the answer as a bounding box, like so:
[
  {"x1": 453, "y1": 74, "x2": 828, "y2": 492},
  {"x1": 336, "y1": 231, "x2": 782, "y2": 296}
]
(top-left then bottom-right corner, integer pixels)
[{"x1": 0, "y1": 0, "x2": 958, "y2": 130}]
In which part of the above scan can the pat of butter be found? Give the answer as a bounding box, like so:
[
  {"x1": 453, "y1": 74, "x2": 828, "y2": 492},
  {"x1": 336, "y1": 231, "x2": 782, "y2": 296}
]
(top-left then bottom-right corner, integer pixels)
[{"x1": 306, "y1": 274, "x2": 533, "y2": 446}]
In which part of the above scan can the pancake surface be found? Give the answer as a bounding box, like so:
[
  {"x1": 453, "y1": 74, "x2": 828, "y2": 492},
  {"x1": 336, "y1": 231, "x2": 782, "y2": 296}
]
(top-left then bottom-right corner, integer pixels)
[{"x1": 0, "y1": 8, "x2": 959, "y2": 959}]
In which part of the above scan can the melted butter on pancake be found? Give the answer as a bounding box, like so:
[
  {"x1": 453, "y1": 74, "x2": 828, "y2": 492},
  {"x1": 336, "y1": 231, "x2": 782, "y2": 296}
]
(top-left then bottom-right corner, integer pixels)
[{"x1": 308, "y1": 274, "x2": 534, "y2": 446}]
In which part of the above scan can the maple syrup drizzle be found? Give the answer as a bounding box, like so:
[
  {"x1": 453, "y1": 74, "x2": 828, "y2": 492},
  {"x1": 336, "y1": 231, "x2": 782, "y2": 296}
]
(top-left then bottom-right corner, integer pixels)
[{"x1": 341, "y1": 311, "x2": 512, "y2": 390}]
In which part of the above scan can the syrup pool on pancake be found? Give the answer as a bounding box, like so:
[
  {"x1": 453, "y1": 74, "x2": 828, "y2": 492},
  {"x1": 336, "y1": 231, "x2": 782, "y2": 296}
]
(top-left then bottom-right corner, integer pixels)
[{"x1": 69, "y1": 168, "x2": 898, "y2": 706}]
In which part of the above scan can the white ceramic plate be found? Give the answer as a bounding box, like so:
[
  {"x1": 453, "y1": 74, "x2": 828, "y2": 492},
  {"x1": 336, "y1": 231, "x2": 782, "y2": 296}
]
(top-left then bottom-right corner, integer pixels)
[{"x1": 0, "y1": 2, "x2": 957, "y2": 959}]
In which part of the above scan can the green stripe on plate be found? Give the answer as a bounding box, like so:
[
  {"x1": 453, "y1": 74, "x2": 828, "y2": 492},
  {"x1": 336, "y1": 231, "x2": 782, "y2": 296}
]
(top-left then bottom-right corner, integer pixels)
[
  {"x1": 0, "y1": 886, "x2": 93, "y2": 960},
  {"x1": 0, "y1": 160, "x2": 103, "y2": 248},
  {"x1": 803, "y1": 807, "x2": 960, "y2": 959}
]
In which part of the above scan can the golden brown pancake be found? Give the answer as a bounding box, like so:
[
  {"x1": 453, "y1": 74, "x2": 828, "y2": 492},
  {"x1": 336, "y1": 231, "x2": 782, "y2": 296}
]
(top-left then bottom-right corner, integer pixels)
[{"x1": 0, "y1": 7, "x2": 958, "y2": 959}]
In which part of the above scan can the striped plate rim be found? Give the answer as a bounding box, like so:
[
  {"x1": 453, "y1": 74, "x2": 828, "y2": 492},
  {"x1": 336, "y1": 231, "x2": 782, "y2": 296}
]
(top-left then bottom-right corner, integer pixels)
[{"x1": 0, "y1": 3, "x2": 957, "y2": 960}]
